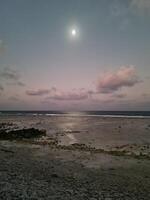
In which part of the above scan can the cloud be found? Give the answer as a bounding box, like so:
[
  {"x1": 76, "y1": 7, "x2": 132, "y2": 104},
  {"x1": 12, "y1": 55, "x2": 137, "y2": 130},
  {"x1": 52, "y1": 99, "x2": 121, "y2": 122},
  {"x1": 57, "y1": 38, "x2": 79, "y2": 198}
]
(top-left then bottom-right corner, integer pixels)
[
  {"x1": 26, "y1": 87, "x2": 91, "y2": 101},
  {"x1": 110, "y1": 0, "x2": 128, "y2": 17},
  {"x1": 0, "y1": 85, "x2": 4, "y2": 91},
  {"x1": 17, "y1": 81, "x2": 25, "y2": 87},
  {"x1": 26, "y1": 89, "x2": 50, "y2": 96},
  {"x1": 8, "y1": 96, "x2": 20, "y2": 101},
  {"x1": 25, "y1": 66, "x2": 141, "y2": 102},
  {"x1": 46, "y1": 88, "x2": 90, "y2": 101},
  {"x1": 1, "y1": 67, "x2": 20, "y2": 80},
  {"x1": 0, "y1": 85, "x2": 4, "y2": 96},
  {"x1": 48, "y1": 91, "x2": 89, "y2": 101},
  {"x1": 96, "y1": 66, "x2": 140, "y2": 94},
  {"x1": 130, "y1": 0, "x2": 150, "y2": 13},
  {"x1": 109, "y1": 0, "x2": 130, "y2": 31},
  {"x1": 0, "y1": 67, "x2": 25, "y2": 87},
  {"x1": 145, "y1": 76, "x2": 150, "y2": 80},
  {"x1": 52, "y1": 88, "x2": 92, "y2": 101},
  {"x1": 141, "y1": 93, "x2": 150, "y2": 98},
  {"x1": 112, "y1": 93, "x2": 127, "y2": 98}
]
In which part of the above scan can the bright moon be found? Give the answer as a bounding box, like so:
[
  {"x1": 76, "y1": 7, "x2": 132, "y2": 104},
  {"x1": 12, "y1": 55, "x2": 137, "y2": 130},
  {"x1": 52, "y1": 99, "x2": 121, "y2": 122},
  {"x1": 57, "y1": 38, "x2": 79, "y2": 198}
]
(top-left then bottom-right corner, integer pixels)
[
  {"x1": 68, "y1": 26, "x2": 79, "y2": 39},
  {"x1": 71, "y1": 29, "x2": 76, "y2": 36}
]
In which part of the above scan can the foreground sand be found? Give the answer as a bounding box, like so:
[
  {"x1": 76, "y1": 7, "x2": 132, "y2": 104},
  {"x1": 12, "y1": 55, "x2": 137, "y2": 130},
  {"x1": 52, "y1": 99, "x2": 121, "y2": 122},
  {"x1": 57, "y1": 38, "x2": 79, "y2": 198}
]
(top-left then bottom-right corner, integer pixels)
[{"x1": 0, "y1": 115, "x2": 150, "y2": 199}]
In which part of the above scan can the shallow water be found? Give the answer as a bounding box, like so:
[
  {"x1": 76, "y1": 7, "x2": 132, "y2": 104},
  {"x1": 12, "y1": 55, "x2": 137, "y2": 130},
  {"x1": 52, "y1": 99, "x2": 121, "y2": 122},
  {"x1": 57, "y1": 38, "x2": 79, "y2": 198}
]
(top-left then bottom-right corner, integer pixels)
[{"x1": 1, "y1": 115, "x2": 150, "y2": 151}]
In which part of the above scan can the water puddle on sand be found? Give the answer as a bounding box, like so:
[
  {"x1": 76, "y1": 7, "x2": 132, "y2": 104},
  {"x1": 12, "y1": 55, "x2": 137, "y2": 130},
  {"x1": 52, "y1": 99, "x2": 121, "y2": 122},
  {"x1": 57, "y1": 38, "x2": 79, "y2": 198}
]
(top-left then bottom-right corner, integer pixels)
[
  {"x1": 58, "y1": 133, "x2": 77, "y2": 146},
  {"x1": 67, "y1": 133, "x2": 77, "y2": 144}
]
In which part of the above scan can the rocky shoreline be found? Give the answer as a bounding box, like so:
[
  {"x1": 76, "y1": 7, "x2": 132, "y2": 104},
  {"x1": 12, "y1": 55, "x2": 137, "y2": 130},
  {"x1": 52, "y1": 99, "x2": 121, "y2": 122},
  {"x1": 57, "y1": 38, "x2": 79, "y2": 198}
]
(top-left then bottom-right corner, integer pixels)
[
  {"x1": 1, "y1": 122, "x2": 150, "y2": 161},
  {"x1": 0, "y1": 117, "x2": 150, "y2": 199}
]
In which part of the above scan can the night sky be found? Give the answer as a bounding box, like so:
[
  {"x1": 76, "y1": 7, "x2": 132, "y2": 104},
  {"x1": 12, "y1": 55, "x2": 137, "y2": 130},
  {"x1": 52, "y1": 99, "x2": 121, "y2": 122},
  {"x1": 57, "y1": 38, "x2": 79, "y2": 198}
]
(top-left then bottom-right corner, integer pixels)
[{"x1": 0, "y1": 0, "x2": 150, "y2": 110}]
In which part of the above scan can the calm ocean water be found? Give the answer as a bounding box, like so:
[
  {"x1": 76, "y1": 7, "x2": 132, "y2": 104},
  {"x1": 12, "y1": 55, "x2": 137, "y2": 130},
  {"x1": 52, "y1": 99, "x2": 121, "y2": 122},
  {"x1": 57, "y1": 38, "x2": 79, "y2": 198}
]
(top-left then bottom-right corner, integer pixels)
[{"x1": 0, "y1": 111, "x2": 150, "y2": 117}]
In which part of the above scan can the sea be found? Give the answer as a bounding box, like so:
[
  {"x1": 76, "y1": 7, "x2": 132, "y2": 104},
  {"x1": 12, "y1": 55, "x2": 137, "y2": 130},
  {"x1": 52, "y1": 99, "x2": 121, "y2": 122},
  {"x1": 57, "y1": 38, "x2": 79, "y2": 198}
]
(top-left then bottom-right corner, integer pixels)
[{"x1": 0, "y1": 111, "x2": 150, "y2": 118}]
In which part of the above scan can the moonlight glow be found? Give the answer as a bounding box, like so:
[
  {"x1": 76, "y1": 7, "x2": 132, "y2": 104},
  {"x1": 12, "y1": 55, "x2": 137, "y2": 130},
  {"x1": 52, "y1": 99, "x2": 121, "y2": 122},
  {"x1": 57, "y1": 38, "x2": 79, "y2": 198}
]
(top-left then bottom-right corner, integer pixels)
[
  {"x1": 71, "y1": 29, "x2": 76, "y2": 36},
  {"x1": 69, "y1": 27, "x2": 79, "y2": 39}
]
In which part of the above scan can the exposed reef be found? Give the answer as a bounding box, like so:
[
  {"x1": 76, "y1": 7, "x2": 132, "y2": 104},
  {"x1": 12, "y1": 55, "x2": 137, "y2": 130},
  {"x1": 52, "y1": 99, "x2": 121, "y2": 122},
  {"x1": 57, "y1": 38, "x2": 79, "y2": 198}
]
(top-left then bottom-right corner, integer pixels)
[{"x1": 0, "y1": 123, "x2": 46, "y2": 140}]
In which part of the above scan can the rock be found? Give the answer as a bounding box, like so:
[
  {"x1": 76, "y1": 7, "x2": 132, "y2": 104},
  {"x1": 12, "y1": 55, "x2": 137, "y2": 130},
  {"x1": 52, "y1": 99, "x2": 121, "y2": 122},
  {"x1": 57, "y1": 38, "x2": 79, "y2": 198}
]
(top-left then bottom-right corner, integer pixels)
[
  {"x1": 0, "y1": 148, "x2": 14, "y2": 153},
  {"x1": 51, "y1": 173, "x2": 59, "y2": 178},
  {"x1": 0, "y1": 128, "x2": 46, "y2": 140}
]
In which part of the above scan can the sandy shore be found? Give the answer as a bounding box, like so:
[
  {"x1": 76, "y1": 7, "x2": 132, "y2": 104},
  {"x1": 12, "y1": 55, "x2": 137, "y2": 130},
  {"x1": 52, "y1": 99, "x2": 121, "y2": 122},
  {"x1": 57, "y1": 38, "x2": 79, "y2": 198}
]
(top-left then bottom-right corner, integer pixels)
[{"x1": 0, "y1": 115, "x2": 150, "y2": 199}]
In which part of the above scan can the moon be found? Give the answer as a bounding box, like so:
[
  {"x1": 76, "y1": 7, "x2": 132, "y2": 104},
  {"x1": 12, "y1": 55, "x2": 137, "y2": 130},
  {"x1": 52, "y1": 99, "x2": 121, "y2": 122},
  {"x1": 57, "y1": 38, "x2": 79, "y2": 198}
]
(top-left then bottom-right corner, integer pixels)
[
  {"x1": 71, "y1": 29, "x2": 77, "y2": 36},
  {"x1": 69, "y1": 27, "x2": 79, "y2": 39}
]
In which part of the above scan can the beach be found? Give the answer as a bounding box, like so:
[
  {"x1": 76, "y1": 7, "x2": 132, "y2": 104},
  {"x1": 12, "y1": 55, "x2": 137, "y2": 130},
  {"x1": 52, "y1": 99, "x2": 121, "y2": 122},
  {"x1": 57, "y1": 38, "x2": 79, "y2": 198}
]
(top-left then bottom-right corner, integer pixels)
[{"x1": 0, "y1": 114, "x2": 150, "y2": 199}]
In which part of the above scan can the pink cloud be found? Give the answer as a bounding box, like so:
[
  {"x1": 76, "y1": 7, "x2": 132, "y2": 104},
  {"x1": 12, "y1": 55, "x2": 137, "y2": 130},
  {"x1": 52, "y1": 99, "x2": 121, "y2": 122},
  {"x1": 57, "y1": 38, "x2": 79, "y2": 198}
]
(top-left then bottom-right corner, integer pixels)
[
  {"x1": 96, "y1": 66, "x2": 140, "y2": 93},
  {"x1": 26, "y1": 89, "x2": 50, "y2": 96},
  {"x1": 8, "y1": 96, "x2": 20, "y2": 101},
  {"x1": 47, "y1": 89, "x2": 89, "y2": 101},
  {"x1": 112, "y1": 93, "x2": 127, "y2": 98},
  {"x1": 26, "y1": 87, "x2": 90, "y2": 101},
  {"x1": 25, "y1": 66, "x2": 141, "y2": 102}
]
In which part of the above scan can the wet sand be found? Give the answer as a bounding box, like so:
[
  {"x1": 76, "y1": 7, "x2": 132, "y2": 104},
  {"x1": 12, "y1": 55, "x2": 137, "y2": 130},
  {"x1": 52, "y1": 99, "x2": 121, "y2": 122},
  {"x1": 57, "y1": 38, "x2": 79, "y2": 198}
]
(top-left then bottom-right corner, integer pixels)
[{"x1": 0, "y1": 115, "x2": 150, "y2": 199}]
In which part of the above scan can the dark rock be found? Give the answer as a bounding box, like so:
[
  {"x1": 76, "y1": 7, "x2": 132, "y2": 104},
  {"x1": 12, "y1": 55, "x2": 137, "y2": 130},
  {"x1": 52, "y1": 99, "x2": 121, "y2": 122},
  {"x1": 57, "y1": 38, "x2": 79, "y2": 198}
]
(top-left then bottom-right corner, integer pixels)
[
  {"x1": 0, "y1": 128, "x2": 46, "y2": 140},
  {"x1": 51, "y1": 173, "x2": 59, "y2": 178},
  {"x1": 65, "y1": 130, "x2": 81, "y2": 134},
  {"x1": 0, "y1": 123, "x2": 14, "y2": 131},
  {"x1": 0, "y1": 148, "x2": 14, "y2": 153}
]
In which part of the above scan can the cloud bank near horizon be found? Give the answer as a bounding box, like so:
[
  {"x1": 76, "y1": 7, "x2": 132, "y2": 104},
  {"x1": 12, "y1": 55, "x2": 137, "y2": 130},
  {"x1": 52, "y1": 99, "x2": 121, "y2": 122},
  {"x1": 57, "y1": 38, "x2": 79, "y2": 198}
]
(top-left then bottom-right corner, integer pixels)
[{"x1": 25, "y1": 66, "x2": 141, "y2": 102}]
